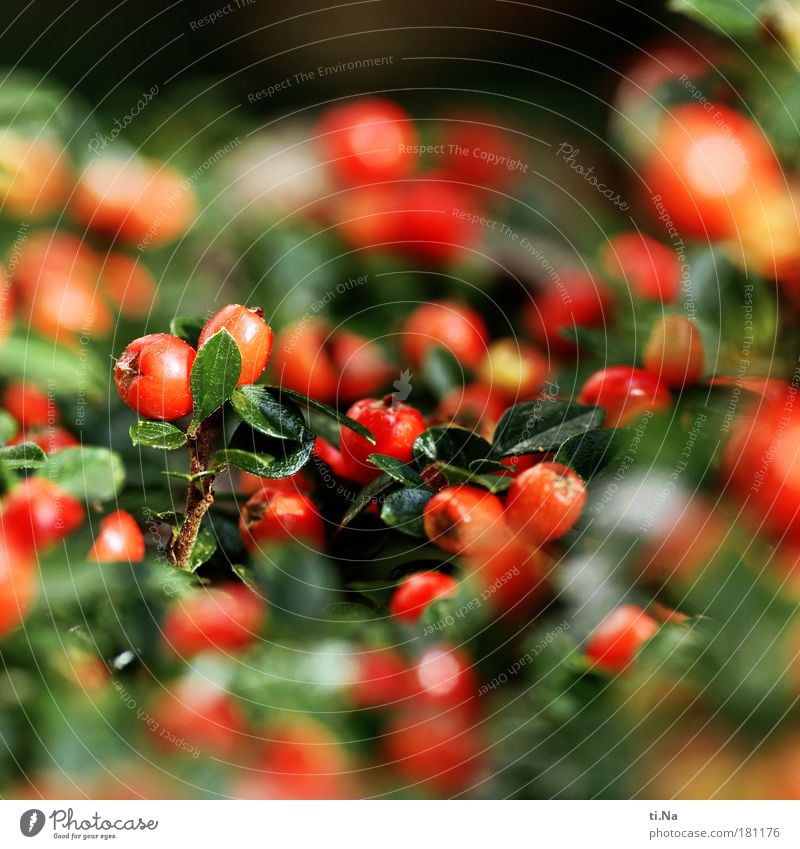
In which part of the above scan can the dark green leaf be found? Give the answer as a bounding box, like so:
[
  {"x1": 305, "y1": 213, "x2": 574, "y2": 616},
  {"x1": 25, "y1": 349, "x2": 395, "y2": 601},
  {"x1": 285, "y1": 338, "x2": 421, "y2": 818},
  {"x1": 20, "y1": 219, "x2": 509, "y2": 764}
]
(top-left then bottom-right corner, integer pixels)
[
  {"x1": 270, "y1": 386, "x2": 375, "y2": 444},
  {"x1": 555, "y1": 429, "x2": 629, "y2": 480},
  {"x1": 413, "y1": 426, "x2": 493, "y2": 469},
  {"x1": 190, "y1": 328, "x2": 241, "y2": 430},
  {"x1": 216, "y1": 439, "x2": 315, "y2": 479},
  {"x1": 169, "y1": 315, "x2": 206, "y2": 347},
  {"x1": 341, "y1": 473, "x2": 395, "y2": 527},
  {"x1": 129, "y1": 420, "x2": 187, "y2": 450},
  {"x1": 490, "y1": 401, "x2": 605, "y2": 458},
  {"x1": 380, "y1": 487, "x2": 435, "y2": 537},
  {"x1": 0, "y1": 442, "x2": 46, "y2": 469},
  {"x1": 231, "y1": 385, "x2": 309, "y2": 441},
  {"x1": 45, "y1": 447, "x2": 125, "y2": 501},
  {"x1": 186, "y1": 526, "x2": 218, "y2": 573},
  {"x1": 367, "y1": 454, "x2": 425, "y2": 487},
  {"x1": 423, "y1": 346, "x2": 463, "y2": 398},
  {"x1": 0, "y1": 410, "x2": 17, "y2": 445}
]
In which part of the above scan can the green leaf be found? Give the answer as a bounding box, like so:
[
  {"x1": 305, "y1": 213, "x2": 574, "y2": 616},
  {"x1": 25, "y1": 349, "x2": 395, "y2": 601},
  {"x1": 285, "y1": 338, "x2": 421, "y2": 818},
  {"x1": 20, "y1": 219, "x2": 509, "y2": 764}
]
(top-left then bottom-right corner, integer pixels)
[
  {"x1": 490, "y1": 401, "x2": 605, "y2": 458},
  {"x1": 270, "y1": 386, "x2": 375, "y2": 444},
  {"x1": 367, "y1": 454, "x2": 425, "y2": 487},
  {"x1": 190, "y1": 328, "x2": 241, "y2": 430},
  {"x1": 169, "y1": 315, "x2": 206, "y2": 347},
  {"x1": 129, "y1": 420, "x2": 187, "y2": 450},
  {"x1": 45, "y1": 447, "x2": 125, "y2": 501},
  {"x1": 437, "y1": 462, "x2": 514, "y2": 494},
  {"x1": 423, "y1": 346, "x2": 463, "y2": 398},
  {"x1": 0, "y1": 410, "x2": 18, "y2": 445},
  {"x1": 216, "y1": 439, "x2": 315, "y2": 479},
  {"x1": 670, "y1": 0, "x2": 763, "y2": 38},
  {"x1": 0, "y1": 442, "x2": 46, "y2": 469},
  {"x1": 380, "y1": 487, "x2": 434, "y2": 537},
  {"x1": 555, "y1": 429, "x2": 629, "y2": 480},
  {"x1": 413, "y1": 426, "x2": 493, "y2": 469},
  {"x1": 341, "y1": 473, "x2": 395, "y2": 527},
  {"x1": 231, "y1": 385, "x2": 309, "y2": 441},
  {"x1": 186, "y1": 526, "x2": 218, "y2": 573}
]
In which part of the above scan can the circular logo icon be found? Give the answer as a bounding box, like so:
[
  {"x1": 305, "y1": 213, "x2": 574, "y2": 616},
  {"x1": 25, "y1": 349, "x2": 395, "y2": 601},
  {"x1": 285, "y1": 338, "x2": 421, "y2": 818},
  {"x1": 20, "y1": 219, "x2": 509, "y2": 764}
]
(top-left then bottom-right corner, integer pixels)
[{"x1": 19, "y1": 810, "x2": 45, "y2": 837}]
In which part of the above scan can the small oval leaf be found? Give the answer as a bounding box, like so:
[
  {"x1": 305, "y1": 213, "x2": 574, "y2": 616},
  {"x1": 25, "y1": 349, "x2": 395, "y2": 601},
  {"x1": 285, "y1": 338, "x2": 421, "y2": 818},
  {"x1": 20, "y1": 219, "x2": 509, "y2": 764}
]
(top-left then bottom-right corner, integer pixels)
[
  {"x1": 190, "y1": 328, "x2": 242, "y2": 430},
  {"x1": 129, "y1": 420, "x2": 188, "y2": 450},
  {"x1": 231, "y1": 385, "x2": 309, "y2": 441}
]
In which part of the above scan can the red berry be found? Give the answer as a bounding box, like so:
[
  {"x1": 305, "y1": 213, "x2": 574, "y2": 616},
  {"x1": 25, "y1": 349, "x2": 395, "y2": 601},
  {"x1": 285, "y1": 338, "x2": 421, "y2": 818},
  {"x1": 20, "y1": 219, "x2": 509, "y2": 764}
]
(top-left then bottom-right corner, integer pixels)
[
  {"x1": 11, "y1": 230, "x2": 97, "y2": 296},
  {"x1": 339, "y1": 396, "x2": 426, "y2": 484},
  {"x1": 239, "y1": 488, "x2": 325, "y2": 551},
  {"x1": 423, "y1": 485, "x2": 505, "y2": 555},
  {"x1": 9, "y1": 426, "x2": 78, "y2": 453},
  {"x1": 0, "y1": 264, "x2": 14, "y2": 342},
  {"x1": 579, "y1": 366, "x2": 671, "y2": 427},
  {"x1": 0, "y1": 133, "x2": 71, "y2": 218},
  {"x1": 198, "y1": 304, "x2": 274, "y2": 386},
  {"x1": 163, "y1": 583, "x2": 266, "y2": 656},
  {"x1": 0, "y1": 525, "x2": 37, "y2": 638},
  {"x1": 147, "y1": 679, "x2": 247, "y2": 756},
  {"x1": 389, "y1": 571, "x2": 459, "y2": 624},
  {"x1": 101, "y1": 253, "x2": 157, "y2": 317},
  {"x1": 115, "y1": 333, "x2": 196, "y2": 421},
  {"x1": 505, "y1": 462, "x2": 587, "y2": 544},
  {"x1": 23, "y1": 270, "x2": 111, "y2": 342},
  {"x1": 328, "y1": 330, "x2": 393, "y2": 403},
  {"x1": 384, "y1": 709, "x2": 482, "y2": 793},
  {"x1": 437, "y1": 382, "x2": 507, "y2": 439},
  {"x1": 3, "y1": 477, "x2": 84, "y2": 550},
  {"x1": 2, "y1": 381, "x2": 56, "y2": 429},
  {"x1": 402, "y1": 301, "x2": 489, "y2": 370},
  {"x1": 601, "y1": 233, "x2": 681, "y2": 303},
  {"x1": 412, "y1": 645, "x2": 477, "y2": 709},
  {"x1": 350, "y1": 649, "x2": 412, "y2": 708},
  {"x1": 316, "y1": 97, "x2": 417, "y2": 185},
  {"x1": 440, "y1": 113, "x2": 525, "y2": 189},
  {"x1": 643, "y1": 316, "x2": 705, "y2": 388},
  {"x1": 524, "y1": 271, "x2": 613, "y2": 355},
  {"x1": 585, "y1": 604, "x2": 659, "y2": 674},
  {"x1": 72, "y1": 154, "x2": 196, "y2": 247},
  {"x1": 87, "y1": 510, "x2": 145, "y2": 563},
  {"x1": 477, "y1": 338, "x2": 549, "y2": 400},
  {"x1": 237, "y1": 468, "x2": 313, "y2": 496},
  {"x1": 270, "y1": 319, "x2": 339, "y2": 404},
  {"x1": 311, "y1": 436, "x2": 351, "y2": 479},
  {"x1": 645, "y1": 103, "x2": 780, "y2": 239}
]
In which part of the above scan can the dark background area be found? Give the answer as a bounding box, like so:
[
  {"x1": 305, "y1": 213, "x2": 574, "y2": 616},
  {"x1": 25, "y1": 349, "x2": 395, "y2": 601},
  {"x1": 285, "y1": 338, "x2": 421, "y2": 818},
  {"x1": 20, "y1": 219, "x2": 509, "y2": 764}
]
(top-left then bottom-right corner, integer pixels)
[{"x1": 2, "y1": 0, "x2": 680, "y2": 114}]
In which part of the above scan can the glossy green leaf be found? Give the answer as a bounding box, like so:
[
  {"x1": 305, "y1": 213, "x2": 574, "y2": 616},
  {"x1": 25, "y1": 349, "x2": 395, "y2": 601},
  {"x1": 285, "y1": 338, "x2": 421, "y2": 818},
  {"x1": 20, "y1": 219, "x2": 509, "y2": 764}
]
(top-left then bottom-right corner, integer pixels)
[
  {"x1": 270, "y1": 386, "x2": 375, "y2": 444},
  {"x1": 555, "y1": 428, "x2": 629, "y2": 480},
  {"x1": 380, "y1": 487, "x2": 434, "y2": 537},
  {"x1": 190, "y1": 328, "x2": 241, "y2": 430},
  {"x1": 0, "y1": 442, "x2": 46, "y2": 469},
  {"x1": 490, "y1": 401, "x2": 605, "y2": 458},
  {"x1": 413, "y1": 426, "x2": 493, "y2": 469},
  {"x1": 129, "y1": 420, "x2": 187, "y2": 450},
  {"x1": 231, "y1": 385, "x2": 309, "y2": 441},
  {"x1": 216, "y1": 439, "x2": 315, "y2": 479},
  {"x1": 367, "y1": 454, "x2": 425, "y2": 487}
]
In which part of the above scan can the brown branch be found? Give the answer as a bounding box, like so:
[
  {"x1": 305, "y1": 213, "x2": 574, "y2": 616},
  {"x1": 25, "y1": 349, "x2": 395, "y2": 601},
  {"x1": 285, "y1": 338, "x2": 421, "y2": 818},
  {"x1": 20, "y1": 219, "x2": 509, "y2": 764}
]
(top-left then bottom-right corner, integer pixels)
[{"x1": 167, "y1": 410, "x2": 222, "y2": 570}]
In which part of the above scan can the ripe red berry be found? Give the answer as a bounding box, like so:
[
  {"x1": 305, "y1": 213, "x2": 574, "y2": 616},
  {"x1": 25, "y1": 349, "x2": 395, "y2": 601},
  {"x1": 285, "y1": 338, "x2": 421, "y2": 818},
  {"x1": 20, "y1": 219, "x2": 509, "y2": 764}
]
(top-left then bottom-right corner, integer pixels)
[
  {"x1": 389, "y1": 571, "x2": 459, "y2": 624},
  {"x1": 505, "y1": 462, "x2": 587, "y2": 544},
  {"x1": 198, "y1": 304, "x2": 274, "y2": 386},
  {"x1": 162, "y1": 583, "x2": 266, "y2": 656},
  {"x1": 237, "y1": 468, "x2": 314, "y2": 496},
  {"x1": 311, "y1": 436, "x2": 351, "y2": 479},
  {"x1": 350, "y1": 648, "x2": 412, "y2": 708},
  {"x1": 601, "y1": 233, "x2": 681, "y2": 303},
  {"x1": 316, "y1": 97, "x2": 417, "y2": 185},
  {"x1": 524, "y1": 271, "x2": 613, "y2": 355},
  {"x1": 271, "y1": 319, "x2": 338, "y2": 403},
  {"x1": 440, "y1": 113, "x2": 524, "y2": 189},
  {"x1": 339, "y1": 396, "x2": 427, "y2": 485},
  {"x1": 2, "y1": 381, "x2": 56, "y2": 429},
  {"x1": 328, "y1": 330, "x2": 393, "y2": 403},
  {"x1": 643, "y1": 316, "x2": 705, "y2": 389},
  {"x1": 0, "y1": 132, "x2": 71, "y2": 218},
  {"x1": 645, "y1": 103, "x2": 780, "y2": 239},
  {"x1": 23, "y1": 270, "x2": 111, "y2": 342},
  {"x1": 402, "y1": 301, "x2": 489, "y2": 370},
  {"x1": 0, "y1": 526, "x2": 37, "y2": 638},
  {"x1": 384, "y1": 709, "x2": 482, "y2": 793},
  {"x1": 423, "y1": 485, "x2": 505, "y2": 555},
  {"x1": 9, "y1": 426, "x2": 78, "y2": 453},
  {"x1": 437, "y1": 382, "x2": 508, "y2": 439},
  {"x1": 87, "y1": 510, "x2": 145, "y2": 563},
  {"x1": 477, "y1": 338, "x2": 549, "y2": 400},
  {"x1": 147, "y1": 679, "x2": 247, "y2": 756},
  {"x1": 585, "y1": 604, "x2": 659, "y2": 674},
  {"x1": 115, "y1": 333, "x2": 196, "y2": 421},
  {"x1": 579, "y1": 366, "x2": 671, "y2": 427},
  {"x1": 239, "y1": 487, "x2": 325, "y2": 551},
  {"x1": 412, "y1": 645, "x2": 477, "y2": 708},
  {"x1": 3, "y1": 477, "x2": 84, "y2": 550},
  {"x1": 72, "y1": 154, "x2": 196, "y2": 247},
  {"x1": 101, "y1": 252, "x2": 157, "y2": 318}
]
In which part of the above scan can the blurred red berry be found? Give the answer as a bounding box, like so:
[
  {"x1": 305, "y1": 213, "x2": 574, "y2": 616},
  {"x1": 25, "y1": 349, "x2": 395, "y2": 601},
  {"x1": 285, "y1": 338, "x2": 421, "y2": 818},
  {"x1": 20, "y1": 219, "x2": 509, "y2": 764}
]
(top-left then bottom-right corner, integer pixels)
[
  {"x1": 2, "y1": 381, "x2": 56, "y2": 429},
  {"x1": 579, "y1": 366, "x2": 671, "y2": 427},
  {"x1": 601, "y1": 233, "x2": 681, "y2": 303},
  {"x1": 643, "y1": 315, "x2": 705, "y2": 388},
  {"x1": 0, "y1": 524, "x2": 37, "y2": 639},
  {"x1": 389, "y1": 571, "x2": 459, "y2": 624},
  {"x1": 87, "y1": 510, "x2": 145, "y2": 563},
  {"x1": 3, "y1": 477, "x2": 84, "y2": 550},
  {"x1": 239, "y1": 487, "x2": 325, "y2": 551},
  {"x1": 478, "y1": 338, "x2": 549, "y2": 400},
  {"x1": 586, "y1": 604, "x2": 659, "y2": 674},
  {"x1": 101, "y1": 252, "x2": 157, "y2": 317},
  {"x1": 402, "y1": 301, "x2": 489, "y2": 370}
]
